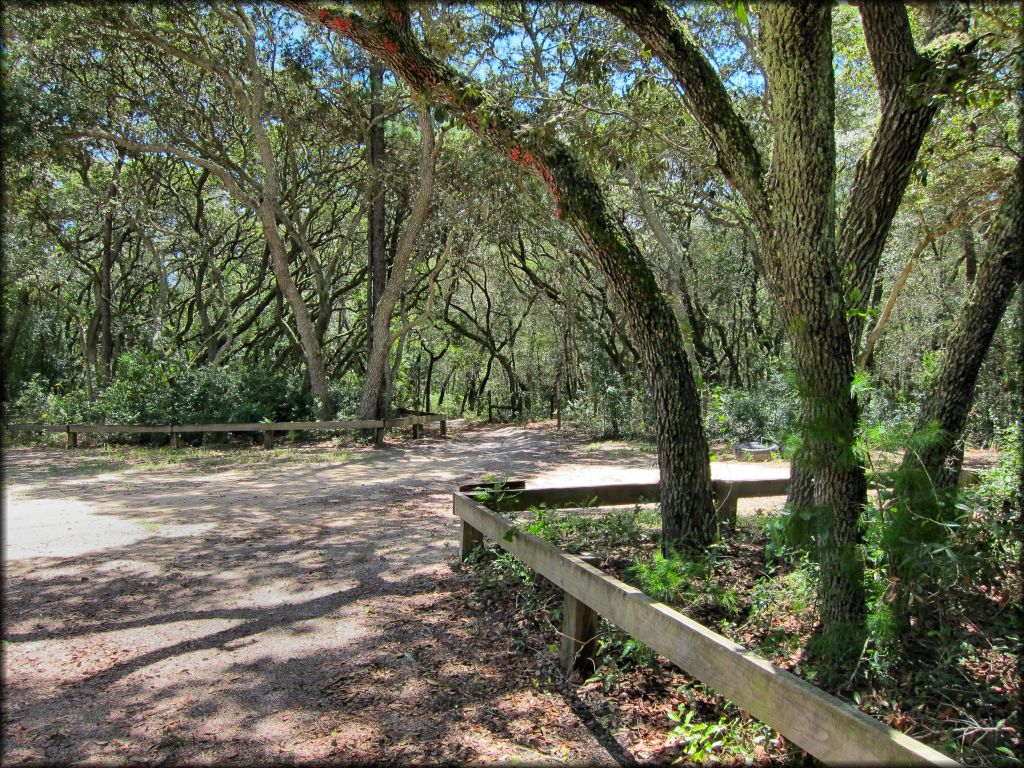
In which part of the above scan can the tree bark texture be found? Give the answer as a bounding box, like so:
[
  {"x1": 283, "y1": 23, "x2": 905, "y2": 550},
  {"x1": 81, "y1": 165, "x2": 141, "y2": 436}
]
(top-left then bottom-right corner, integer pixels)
[
  {"x1": 759, "y1": 4, "x2": 867, "y2": 636},
  {"x1": 288, "y1": 1, "x2": 717, "y2": 549}
]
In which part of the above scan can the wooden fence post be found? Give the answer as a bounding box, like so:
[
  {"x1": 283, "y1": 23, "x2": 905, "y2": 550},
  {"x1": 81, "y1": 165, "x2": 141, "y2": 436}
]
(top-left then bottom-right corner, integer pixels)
[
  {"x1": 66, "y1": 426, "x2": 77, "y2": 450},
  {"x1": 460, "y1": 520, "x2": 484, "y2": 560},
  {"x1": 374, "y1": 427, "x2": 385, "y2": 448},
  {"x1": 172, "y1": 432, "x2": 182, "y2": 450},
  {"x1": 412, "y1": 423, "x2": 422, "y2": 439},
  {"x1": 560, "y1": 593, "x2": 599, "y2": 674},
  {"x1": 488, "y1": 392, "x2": 493, "y2": 423},
  {"x1": 263, "y1": 429, "x2": 274, "y2": 449},
  {"x1": 440, "y1": 418, "x2": 447, "y2": 437}
]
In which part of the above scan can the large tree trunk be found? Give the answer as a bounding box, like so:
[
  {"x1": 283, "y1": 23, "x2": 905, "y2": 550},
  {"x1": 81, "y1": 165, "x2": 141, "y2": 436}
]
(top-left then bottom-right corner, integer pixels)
[
  {"x1": 366, "y1": 56, "x2": 388, "y2": 419},
  {"x1": 759, "y1": 5, "x2": 867, "y2": 654},
  {"x1": 297, "y1": 5, "x2": 717, "y2": 549}
]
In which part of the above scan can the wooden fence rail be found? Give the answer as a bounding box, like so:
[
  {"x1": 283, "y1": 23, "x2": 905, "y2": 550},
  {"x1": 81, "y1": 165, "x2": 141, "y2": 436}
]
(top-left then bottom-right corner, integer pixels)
[
  {"x1": 457, "y1": 477, "x2": 790, "y2": 532},
  {"x1": 453, "y1": 481, "x2": 959, "y2": 767},
  {"x1": 6, "y1": 414, "x2": 447, "y2": 450}
]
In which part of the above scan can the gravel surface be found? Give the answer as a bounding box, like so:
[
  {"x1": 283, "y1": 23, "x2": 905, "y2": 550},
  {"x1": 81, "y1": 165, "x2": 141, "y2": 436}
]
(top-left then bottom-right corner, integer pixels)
[{"x1": 2, "y1": 422, "x2": 791, "y2": 765}]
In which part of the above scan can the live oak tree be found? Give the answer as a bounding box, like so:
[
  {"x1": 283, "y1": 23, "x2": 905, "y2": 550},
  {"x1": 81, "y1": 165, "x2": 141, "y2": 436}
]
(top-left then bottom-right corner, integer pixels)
[
  {"x1": 581, "y1": 1, "x2": 987, "y2": 667},
  {"x1": 55, "y1": 5, "x2": 372, "y2": 418},
  {"x1": 358, "y1": 105, "x2": 446, "y2": 421}
]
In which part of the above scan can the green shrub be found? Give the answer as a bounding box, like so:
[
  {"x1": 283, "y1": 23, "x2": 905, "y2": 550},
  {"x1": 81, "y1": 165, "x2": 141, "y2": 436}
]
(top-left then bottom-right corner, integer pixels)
[
  {"x1": 9, "y1": 373, "x2": 91, "y2": 424},
  {"x1": 92, "y1": 350, "x2": 178, "y2": 424},
  {"x1": 9, "y1": 373, "x2": 51, "y2": 422},
  {"x1": 704, "y1": 371, "x2": 798, "y2": 443}
]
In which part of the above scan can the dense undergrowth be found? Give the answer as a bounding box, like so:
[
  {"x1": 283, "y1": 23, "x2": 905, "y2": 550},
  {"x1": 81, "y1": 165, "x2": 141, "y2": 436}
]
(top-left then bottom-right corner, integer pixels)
[{"x1": 466, "y1": 455, "x2": 1021, "y2": 767}]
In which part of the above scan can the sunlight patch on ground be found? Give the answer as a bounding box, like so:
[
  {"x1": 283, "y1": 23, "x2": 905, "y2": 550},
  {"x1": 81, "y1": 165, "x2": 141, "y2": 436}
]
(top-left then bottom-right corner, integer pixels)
[{"x1": 3, "y1": 490, "x2": 155, "y2": 560}]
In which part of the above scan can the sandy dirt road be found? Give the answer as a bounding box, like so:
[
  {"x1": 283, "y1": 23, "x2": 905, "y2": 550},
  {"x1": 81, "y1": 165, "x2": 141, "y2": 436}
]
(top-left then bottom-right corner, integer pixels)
[{"x1": 2, "y1": 423, "x2": 788, "y2": 765}]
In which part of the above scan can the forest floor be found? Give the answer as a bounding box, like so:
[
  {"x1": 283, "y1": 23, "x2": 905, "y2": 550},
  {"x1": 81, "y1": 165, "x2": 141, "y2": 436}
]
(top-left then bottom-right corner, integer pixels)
[
  {"x1": 3, "y1": 420, "x2": 798, "y2": 766},
  {"x1": 3, "y1": 423, "x2": 1006, "y2": 766}
]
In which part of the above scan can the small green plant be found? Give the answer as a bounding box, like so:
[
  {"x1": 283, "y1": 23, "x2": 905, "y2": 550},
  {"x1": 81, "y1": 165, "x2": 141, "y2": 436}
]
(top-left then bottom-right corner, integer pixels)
[
  {"x1": 666, "y1": 708, "x2": 729, "y2": 763},
  {"x1": 585, "y1": 621, "x2": 659, "y2": 691},
  {"x1": 666, "y1": 702, "x2": 782, "y2": 764},
  {"x1": 627, "y1": 549, "x2": 692, "y2": 603},
  {"x1": 472, "y1": 475, "x2": 518, "y2": 512},
  {"x1": 626, "y1": 548, "x2": 746, "y2": 621}
]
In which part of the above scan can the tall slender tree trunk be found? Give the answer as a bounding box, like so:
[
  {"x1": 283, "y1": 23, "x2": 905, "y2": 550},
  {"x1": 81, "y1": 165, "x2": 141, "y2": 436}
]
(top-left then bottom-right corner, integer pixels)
[
  {"x1": 359, "y1": 107, "x2": 440, "y2": 420},
  {"x1": 99, "y1": 152, "x2": 125, "y2": 383},
  {"x1": 236, "y1": 7, "x2": 331, "y2": 418},
  {"x1": 100, "y1": 211, "x2": 113, "y2": 382},
  {"x1": 366, "y1": 57, "x2": 388, "y2": 419},
  {"x1": 257, "y1": 201, "x2": 332, "y2": 419}
]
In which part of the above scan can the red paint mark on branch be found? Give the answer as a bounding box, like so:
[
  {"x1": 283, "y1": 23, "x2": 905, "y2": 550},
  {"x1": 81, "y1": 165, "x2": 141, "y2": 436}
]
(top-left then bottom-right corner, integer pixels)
[
  {"x1": 382, "y1": 38, "x2": 397, "y2": 55},
  {"x1": 329, "y1": 17, "x2": 352, "y2": 34},
  {"x1": 411, "y1": 63, "x2": 438, "y2": 87},
  {"x1": 507, "y1": 144, "x2": 561, "y2": 203},
  {"x1": 389, "y1": 7, "x2": 403, "y2": 24},
  {"x1": 318, "y1": 9, "x2": 329, "y2": 22}
]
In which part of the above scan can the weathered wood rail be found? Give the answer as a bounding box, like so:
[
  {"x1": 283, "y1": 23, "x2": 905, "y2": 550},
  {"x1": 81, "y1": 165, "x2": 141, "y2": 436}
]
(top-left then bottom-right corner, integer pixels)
[
  {"x1": 6, "y1": 414, "x2": 447, "y2": 450},
  {"x1": 486, "y1": 392, "x2": 520, "y2": 423},
  {"x1": 453, "y1": 480, "x2": 959, "y2": 767},
  {"x1": 458, "y1": 478, "x2": 790, "y2": 532}
]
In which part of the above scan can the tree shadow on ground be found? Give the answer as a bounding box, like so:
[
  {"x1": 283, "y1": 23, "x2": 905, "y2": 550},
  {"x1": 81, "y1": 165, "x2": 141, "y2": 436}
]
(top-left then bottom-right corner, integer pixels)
[{"x1": 3, "y1": 424, "x2": 650, "y2": 765}]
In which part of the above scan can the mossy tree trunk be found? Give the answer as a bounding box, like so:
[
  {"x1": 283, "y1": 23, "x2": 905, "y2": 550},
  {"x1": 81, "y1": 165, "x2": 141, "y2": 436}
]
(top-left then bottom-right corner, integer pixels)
[
  {"x1": 598, "y1": 0, "x2": 867, "y2": 652},
  {"x1": 898, "y1": 170, "x2": 1023, "y2": 490},
  {"x1": 758, "y1": 4, "x2": 867, "y2": 649},
  {"x1": 595, "y1": 0, "x2": 980, "y2": 667}
]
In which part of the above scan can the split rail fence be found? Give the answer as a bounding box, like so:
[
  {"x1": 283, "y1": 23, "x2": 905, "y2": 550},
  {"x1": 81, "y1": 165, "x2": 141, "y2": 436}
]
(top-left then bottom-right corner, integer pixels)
[
  {"x1": 453, "y1": 479, "x2": 959, "y2": 767},
  {"x1": 6, "y1": 414, "x2": 446, "y2": 449}
]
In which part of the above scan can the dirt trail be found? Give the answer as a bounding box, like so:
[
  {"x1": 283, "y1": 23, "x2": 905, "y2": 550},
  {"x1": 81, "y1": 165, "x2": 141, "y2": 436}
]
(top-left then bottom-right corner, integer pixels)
[{"x1": 2, "y1": 423, "x2": 787, "y2": 765}]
